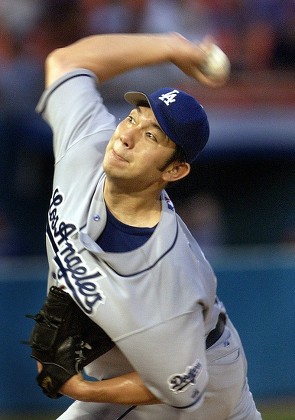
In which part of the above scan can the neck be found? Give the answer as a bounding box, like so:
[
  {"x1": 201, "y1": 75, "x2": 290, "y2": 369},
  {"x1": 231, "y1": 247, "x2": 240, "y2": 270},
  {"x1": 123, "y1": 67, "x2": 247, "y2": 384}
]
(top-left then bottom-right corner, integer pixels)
[{"x1": 103, "y1": 180, "x2": 162, "y2": 227}]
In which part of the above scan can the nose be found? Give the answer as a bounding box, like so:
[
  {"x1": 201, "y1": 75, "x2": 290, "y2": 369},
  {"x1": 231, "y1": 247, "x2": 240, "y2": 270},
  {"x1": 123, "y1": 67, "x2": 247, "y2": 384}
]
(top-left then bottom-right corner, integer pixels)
[{"x1": 120, "y1": 126, "x2": 138, "y2": 149}]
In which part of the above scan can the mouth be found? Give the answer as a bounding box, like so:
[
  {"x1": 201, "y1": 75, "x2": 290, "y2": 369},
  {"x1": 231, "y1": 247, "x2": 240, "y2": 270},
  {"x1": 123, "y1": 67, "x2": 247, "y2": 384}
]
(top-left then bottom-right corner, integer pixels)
[{"x1": 111, "y1": 148, "x2": 128, "y2": 162}]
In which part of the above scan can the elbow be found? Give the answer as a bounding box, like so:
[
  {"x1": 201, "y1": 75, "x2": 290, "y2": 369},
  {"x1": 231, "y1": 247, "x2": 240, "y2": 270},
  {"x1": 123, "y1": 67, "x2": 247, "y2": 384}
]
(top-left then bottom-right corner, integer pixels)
[
  {"x1": 45, "y1": 47, "x2": 67, "y2": 70},
  {"x1": 44, "y1": 47, "x2": 76, "y2": 88},
  {"x1": 168, "y1": 389, "x2": 205, "y2": 413},
  {"x1": 162, "y1": 387, "x2": 205, "y2": 413}
]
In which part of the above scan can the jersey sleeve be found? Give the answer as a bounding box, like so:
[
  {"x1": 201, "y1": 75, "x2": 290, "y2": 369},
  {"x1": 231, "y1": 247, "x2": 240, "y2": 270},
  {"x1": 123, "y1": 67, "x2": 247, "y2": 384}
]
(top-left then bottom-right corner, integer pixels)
[
  {"x1": 36, "y1": 69, "x2": 116, "y2": 163},
  {"x1": 115, "y1": 307, "x2": 208, "y2": 412}
]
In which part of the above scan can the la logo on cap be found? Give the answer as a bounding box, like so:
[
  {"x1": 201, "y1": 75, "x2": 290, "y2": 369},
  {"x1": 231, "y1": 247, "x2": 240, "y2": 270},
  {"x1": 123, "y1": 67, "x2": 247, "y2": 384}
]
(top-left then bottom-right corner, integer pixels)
[{"x1": 158, "y1": 89, "x2": 179, "y2": 106}]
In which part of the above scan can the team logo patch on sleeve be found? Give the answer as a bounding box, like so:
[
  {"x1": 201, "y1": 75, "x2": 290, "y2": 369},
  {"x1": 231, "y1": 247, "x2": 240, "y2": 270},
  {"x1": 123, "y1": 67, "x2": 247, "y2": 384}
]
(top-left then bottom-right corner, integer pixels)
[{"x1": 168, "y1": 360, "x2": 203, "y2": 393}]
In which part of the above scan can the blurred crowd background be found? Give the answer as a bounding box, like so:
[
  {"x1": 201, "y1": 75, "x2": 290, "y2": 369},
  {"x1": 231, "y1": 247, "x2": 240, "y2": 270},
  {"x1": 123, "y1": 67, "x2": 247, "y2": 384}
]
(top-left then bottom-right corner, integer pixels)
[{"x1": 0, "y1": 0, "x2": 295, "y2": 257}]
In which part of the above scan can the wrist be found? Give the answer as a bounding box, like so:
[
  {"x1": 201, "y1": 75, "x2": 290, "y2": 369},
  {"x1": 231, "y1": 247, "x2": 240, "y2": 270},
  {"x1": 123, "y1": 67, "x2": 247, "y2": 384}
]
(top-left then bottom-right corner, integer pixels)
[
  {"x1": 60, "y1": 374, "x2": 87, "y2": 401},
  {"x1": 168, "y1": 32, "x2": 203, "y2": 67},
  {"x1": 75, "y1": 380, "x2": 95, "y2": 402}
]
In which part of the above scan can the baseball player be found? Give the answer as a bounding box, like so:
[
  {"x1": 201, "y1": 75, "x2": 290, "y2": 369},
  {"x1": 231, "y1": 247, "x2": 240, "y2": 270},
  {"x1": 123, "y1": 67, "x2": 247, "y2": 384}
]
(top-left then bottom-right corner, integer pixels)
[{"x1": 34, "y1": 33, "x2": 262, "y2": 419}]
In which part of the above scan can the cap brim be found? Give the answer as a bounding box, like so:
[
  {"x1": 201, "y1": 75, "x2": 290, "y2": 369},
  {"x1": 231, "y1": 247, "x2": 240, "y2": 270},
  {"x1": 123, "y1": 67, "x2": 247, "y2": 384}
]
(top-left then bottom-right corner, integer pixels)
[{"x1": 124, "y1": 91, "x2": 150, "y2": 107}]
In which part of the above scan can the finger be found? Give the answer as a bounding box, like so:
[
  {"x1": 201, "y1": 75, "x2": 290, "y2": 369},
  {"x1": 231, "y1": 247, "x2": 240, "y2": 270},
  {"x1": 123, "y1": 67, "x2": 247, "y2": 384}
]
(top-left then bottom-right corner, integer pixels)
[
  {"x1": 37, "y1": 361, "x2": 43, "y2": 373},
  {"x1": 191, "y1": 66, "x2": 228, "y2": 88}
]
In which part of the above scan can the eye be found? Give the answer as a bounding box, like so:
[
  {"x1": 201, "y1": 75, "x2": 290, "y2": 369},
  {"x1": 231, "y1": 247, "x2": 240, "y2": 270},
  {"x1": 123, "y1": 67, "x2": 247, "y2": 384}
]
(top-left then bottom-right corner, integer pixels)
[
  {"x1": 146, "y1": 132, "x2": 158, "y2": 142},
  {"x1": 127, "y1": 115, "x2": 135, "y2": 124}
]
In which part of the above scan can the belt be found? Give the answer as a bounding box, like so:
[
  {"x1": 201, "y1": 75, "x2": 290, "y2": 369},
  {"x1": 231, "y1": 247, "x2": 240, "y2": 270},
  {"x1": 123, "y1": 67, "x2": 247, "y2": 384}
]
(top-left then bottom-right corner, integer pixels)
[{"x1": 206, "y1": 313, "x2": 226, "y2": 349}]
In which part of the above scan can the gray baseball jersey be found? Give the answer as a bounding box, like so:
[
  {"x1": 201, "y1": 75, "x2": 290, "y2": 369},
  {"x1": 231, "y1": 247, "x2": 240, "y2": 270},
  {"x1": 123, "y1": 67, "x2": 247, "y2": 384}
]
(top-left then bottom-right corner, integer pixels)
[{"x1": 37, "y1": 70, "x2": 261, "y2": 420}]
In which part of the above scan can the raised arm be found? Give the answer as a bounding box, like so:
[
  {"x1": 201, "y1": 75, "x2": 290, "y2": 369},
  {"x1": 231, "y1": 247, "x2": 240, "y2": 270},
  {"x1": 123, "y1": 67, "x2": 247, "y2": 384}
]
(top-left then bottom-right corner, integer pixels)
[{"x1": 45, "y1": 32, "x2": 227, "y2": 88}]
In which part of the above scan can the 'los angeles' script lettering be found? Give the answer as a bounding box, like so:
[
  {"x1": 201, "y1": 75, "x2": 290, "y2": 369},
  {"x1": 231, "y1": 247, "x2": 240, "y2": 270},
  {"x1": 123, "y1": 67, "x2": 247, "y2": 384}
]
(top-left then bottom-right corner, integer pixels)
[{"x1": 47, "y1": 188, "x2": 105, "y2": 313}]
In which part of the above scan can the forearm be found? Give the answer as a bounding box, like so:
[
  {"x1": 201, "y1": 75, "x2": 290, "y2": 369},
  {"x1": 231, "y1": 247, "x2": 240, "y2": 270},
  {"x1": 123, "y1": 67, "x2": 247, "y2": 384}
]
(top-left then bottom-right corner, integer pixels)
[
  {"x1": 61, "y1": 371, "x2": 160, "y2": 405},
  {"x1": 45, "y1": 33, "x2": 205, "y2": 87}
]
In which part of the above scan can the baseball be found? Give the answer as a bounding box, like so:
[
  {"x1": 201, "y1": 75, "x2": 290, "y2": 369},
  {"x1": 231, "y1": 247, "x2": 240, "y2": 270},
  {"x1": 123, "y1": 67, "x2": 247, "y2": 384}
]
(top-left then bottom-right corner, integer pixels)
[{"x1": 199, "y1": 44, "x2": 230, "y2": 82}]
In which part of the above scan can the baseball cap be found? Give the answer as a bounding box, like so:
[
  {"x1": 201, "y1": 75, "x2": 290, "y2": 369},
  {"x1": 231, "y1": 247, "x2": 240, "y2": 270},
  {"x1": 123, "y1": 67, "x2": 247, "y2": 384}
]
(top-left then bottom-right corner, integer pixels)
[{"x1": 124, "y1": 87, "x2": 209, "y2": 163}]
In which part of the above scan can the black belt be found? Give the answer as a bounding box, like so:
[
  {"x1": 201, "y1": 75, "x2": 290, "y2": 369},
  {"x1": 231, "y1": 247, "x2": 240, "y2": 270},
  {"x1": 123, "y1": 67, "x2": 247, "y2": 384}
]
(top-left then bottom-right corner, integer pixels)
[{"x1": 206, "y1": 313, "x2": 226, "y2": 349}]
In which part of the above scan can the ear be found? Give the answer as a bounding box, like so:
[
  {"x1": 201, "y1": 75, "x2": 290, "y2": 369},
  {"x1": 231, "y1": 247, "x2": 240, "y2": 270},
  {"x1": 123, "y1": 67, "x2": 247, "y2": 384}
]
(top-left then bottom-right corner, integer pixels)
[{"x1": 162, "y1": 162, "x2": 191, "y2": 183}]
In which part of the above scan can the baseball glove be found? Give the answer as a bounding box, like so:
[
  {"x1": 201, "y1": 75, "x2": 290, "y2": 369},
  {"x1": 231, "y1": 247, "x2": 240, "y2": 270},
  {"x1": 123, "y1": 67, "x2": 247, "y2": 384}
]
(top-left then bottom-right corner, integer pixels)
[{"x1": 26, "y1": 286, "x2": 114, "y2": 399}]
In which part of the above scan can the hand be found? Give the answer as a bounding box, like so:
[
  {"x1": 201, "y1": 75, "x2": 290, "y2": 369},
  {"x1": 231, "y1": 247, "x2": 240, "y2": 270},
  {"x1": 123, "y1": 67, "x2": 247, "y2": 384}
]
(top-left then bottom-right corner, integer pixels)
[
  {"x1": 36, "y1": 360, "x2": 84, "y2": 400},
  {"x1": 37, "y1": 361, "x2": 43, "y2": 373},
  {"x1": 169, "y1": 33, "x2": 229, "y2": 88}
]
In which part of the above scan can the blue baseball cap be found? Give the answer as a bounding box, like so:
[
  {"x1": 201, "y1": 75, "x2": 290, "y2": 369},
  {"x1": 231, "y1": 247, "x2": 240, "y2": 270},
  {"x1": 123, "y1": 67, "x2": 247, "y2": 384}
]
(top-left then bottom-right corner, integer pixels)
[{"x1": 124, "y1": 87, "x2": 209, "y2": 163}]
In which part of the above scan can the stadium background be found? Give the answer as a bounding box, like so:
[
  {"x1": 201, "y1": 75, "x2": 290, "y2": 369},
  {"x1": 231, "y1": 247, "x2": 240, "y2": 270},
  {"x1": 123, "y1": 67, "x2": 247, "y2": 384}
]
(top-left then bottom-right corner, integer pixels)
[{"x1": 0, "y1": 1, "x2": 294, "y2": 418}]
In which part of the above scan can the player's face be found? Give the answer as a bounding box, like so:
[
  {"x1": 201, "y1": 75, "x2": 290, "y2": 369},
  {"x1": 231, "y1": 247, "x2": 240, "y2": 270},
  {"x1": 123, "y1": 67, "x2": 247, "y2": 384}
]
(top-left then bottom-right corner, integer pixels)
[{"x1": 103, "y1": 106, "x2": 177, "y2": 189}]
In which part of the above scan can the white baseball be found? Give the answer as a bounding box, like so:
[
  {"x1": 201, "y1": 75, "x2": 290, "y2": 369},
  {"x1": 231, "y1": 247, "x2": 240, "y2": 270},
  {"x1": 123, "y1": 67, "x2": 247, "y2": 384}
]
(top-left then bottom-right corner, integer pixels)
[{"x1": 200, "y1": 44, "x2": 230, "y2": 82}]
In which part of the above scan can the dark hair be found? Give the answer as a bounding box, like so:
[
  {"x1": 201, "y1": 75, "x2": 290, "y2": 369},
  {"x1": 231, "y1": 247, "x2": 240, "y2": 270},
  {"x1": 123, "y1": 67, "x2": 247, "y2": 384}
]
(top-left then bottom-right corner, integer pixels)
[
  {"x1": 159, "y1": 144, "x2": 187, "y2": 172},
  {"x1": 170, "y1": 144, "x2": 187, "y2": 164}
]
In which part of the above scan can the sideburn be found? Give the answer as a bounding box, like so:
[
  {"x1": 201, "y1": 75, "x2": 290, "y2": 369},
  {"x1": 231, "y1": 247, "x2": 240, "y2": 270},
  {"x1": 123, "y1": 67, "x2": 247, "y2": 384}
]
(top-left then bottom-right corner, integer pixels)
[{"x1": 157, "y1": 145, "x2": 186, "y2": 172}]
